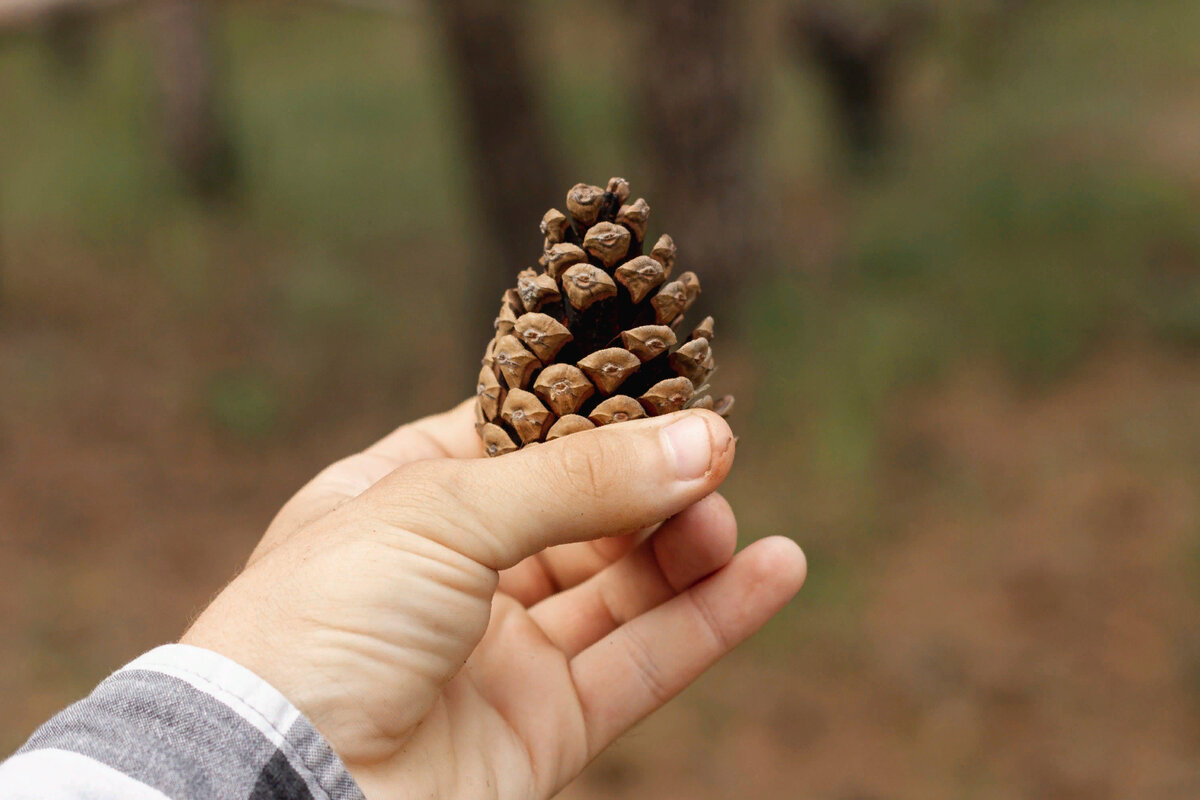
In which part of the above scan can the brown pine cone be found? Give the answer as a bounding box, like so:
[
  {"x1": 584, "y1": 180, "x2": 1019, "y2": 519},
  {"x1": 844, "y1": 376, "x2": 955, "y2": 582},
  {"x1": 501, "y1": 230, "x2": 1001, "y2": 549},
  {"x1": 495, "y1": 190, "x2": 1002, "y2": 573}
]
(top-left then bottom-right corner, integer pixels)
[{"x1": 476, "y1": 177, "x2": 733, "y2": 456}]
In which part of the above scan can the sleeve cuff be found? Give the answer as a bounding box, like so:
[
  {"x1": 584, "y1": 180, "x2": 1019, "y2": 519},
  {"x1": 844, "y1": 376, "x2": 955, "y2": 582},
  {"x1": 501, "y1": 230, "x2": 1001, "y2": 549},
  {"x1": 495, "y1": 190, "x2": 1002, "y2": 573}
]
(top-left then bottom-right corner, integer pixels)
[{"x1": 13, "y1": 643, "x2": 365, "y2": 800}]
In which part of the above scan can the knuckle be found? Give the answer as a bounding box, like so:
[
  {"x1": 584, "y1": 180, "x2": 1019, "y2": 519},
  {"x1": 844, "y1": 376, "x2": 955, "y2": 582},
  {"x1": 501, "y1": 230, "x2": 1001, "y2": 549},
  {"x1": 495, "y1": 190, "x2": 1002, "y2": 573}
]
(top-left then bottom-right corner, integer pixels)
[
  {"x1": 370, "y1": 459, "x2": 453, "y2": 510},
  {"x1": 364, "y1": 460, "x2": 460, "y2": 527},
  {"x1": 552, "y1": 433, "x2": 629, "y2": 501},
  {"x1": 622, "y1": 625, "x2": 672, "y2": 706},
  {"x1": 366, "y1": 459, "x2": 506, "y2": 565},
  {"x1": 688, "y1": 589, "x2": 732, "y2": 652}
]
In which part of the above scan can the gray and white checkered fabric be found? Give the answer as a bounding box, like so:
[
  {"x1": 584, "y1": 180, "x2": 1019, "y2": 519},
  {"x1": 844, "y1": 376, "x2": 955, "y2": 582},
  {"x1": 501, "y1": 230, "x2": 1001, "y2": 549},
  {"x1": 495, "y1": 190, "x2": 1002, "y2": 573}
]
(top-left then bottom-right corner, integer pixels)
[{"x1": 0, "y1": 645, "x2": 365, "y2": 800}]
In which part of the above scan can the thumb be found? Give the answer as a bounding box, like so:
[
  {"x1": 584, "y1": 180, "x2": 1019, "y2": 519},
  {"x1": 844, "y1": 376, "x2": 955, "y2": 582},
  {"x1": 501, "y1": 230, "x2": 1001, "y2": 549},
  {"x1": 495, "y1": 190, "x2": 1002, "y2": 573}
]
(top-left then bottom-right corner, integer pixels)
[{"x1": 357, "y1": 409, "x2": 735, "y2": 569}]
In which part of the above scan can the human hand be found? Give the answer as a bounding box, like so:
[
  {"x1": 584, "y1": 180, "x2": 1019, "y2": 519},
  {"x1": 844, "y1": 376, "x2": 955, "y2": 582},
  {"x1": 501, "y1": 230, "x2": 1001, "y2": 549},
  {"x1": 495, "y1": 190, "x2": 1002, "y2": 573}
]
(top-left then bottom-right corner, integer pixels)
[{"x1": 183, "y1": 400, "x2": 806, "y2": 799}]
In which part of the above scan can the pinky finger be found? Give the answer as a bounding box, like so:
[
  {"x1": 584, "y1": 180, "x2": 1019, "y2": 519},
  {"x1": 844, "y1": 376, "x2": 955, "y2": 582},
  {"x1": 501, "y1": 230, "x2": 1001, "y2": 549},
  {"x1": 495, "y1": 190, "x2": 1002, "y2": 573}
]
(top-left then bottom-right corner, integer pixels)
[{"x1": 568, "y1": 536, "x2": 806, "y2": 759}]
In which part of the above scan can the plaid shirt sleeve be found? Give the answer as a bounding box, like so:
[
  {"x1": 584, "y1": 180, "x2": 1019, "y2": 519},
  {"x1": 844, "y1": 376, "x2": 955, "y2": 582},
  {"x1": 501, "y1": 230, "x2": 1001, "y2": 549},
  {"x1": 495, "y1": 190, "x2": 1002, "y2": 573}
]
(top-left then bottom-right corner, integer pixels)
[{"x1": 0, "y1": 644, "x2": 366, "y2": 800}]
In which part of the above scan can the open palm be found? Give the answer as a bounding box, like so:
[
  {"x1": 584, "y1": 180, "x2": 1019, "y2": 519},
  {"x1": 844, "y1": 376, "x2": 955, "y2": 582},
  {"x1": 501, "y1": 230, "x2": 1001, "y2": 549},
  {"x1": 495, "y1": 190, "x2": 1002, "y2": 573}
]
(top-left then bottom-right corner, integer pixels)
[{"x1": 184, "y1": 400, "x2": 805, "y2": 799}]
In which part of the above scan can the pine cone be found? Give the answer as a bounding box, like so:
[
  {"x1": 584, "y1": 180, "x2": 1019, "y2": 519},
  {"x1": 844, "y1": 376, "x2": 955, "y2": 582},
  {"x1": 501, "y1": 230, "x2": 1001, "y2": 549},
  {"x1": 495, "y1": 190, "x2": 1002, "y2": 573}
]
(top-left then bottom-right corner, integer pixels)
[{"x1": 476, "y1": 177, "x2": 734, "y2": 457}]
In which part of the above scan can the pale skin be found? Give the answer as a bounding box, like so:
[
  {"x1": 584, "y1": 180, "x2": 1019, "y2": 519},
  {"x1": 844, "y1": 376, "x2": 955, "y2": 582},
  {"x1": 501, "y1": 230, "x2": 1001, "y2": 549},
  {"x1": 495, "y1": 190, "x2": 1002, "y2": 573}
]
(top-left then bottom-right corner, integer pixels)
[{"x1": 184, "y1": 400, "x2": 806, "y2": 799}]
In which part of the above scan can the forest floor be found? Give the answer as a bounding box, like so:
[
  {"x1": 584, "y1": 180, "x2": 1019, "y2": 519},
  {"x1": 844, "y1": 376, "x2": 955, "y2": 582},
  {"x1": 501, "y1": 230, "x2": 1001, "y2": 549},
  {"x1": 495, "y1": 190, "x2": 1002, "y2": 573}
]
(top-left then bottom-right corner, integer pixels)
[
  {"x1": 4, "y1": 2, "x2": 1200, "y2": 796},
  {"x1": 3, "y1": 239, "x2": 1199, "y2": 798}
]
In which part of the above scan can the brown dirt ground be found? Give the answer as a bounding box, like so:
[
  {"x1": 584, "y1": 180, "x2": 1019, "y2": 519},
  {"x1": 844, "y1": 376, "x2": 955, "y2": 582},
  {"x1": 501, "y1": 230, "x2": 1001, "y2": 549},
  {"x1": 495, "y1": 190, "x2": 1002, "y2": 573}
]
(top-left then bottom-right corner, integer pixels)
[
  {"x1": 563, "y1": 348, "x2": 1200, "y2": 800},
  {"x1": 3, "y1": 244, "x2": 1200, "y2": 798}
]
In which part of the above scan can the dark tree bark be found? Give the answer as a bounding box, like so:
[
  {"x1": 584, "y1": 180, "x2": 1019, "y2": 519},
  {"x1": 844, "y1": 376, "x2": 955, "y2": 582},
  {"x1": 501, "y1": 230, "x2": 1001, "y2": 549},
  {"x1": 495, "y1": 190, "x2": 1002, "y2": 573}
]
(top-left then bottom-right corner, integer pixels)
[
  {"x1": 39, "y1": 4, "x2": 95, "y2": 82},
  {"x1": 149, "y1": 0, "x2": 238, "y2": 199},
  {"x1": 632, "y1": 0, "x2": 759, "y2": 320},
  {"x1": 790, "y1": 2, "x2": 928, "y2": 165},
  {"x1": 430, "y1": 0, "x2": 565, "y2": 341}
]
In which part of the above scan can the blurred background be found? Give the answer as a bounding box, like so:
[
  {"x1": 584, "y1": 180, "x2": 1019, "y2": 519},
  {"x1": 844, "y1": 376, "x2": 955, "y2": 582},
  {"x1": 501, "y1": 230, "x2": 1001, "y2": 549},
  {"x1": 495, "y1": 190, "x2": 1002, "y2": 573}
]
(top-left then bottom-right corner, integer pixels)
[{"x1": 2, "y1": 0, "x2": 1200, "y2": 796}]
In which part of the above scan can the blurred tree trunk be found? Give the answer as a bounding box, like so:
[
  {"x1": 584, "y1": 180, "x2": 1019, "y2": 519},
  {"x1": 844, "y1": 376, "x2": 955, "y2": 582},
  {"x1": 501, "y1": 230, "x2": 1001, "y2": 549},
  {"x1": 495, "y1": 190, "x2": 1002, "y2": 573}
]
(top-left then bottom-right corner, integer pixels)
[
  {"x1": 431, "y1": 0, "x2": 564, "y2": 341},
  {"x1": 789, "y1": 2, "x2": 928, "y2": 167},
  {"x1": 40, "y1": 4, "x2": 95, "y2": 82},
  {"x1": 149, "y1": 0, "x2": 238, "y2": 199},
  {"x1": 632, "y1": 0, "x2": 759, "y2": 320}
]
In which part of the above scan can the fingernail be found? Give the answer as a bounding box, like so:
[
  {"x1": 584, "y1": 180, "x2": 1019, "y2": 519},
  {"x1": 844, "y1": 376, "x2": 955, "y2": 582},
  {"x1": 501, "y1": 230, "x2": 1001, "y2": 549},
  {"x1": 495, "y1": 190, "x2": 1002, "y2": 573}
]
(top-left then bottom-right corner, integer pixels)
[{"x1": 662, "y1": 414, "x2": 713, "y2": 480}]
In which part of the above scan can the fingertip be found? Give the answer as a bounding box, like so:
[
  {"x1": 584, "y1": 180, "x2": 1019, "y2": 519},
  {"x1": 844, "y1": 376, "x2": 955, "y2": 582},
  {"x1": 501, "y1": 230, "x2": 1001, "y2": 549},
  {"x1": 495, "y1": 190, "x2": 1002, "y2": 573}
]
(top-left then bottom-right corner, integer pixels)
[
  {"x1": 687, "y1": 492, "x2": 739, "y2": 565},
  {"x1": 446, "y1": 396, "x2": 484, "y2": 430},
  {"x1": 659, "y1": 409, "x2": 736, "y2": 484},
  {"x1": 699, "y1": 409, "x2": 735, "y2": 446},
  {"x1": 652, "y1": 493, "x2": 739, "y2": 590},
  {"x1": 408, "y1": 398, "x2": 487, "y2": 459},
  {"x1": 745, "y1": 536, "x2": 807, "y2": 598},
  {"x1": 452, "y1": 396, "x2": 478, "y2": 414},
  {"x1": 702, "y1": 410, "x2": 737, "y2": 482}
]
